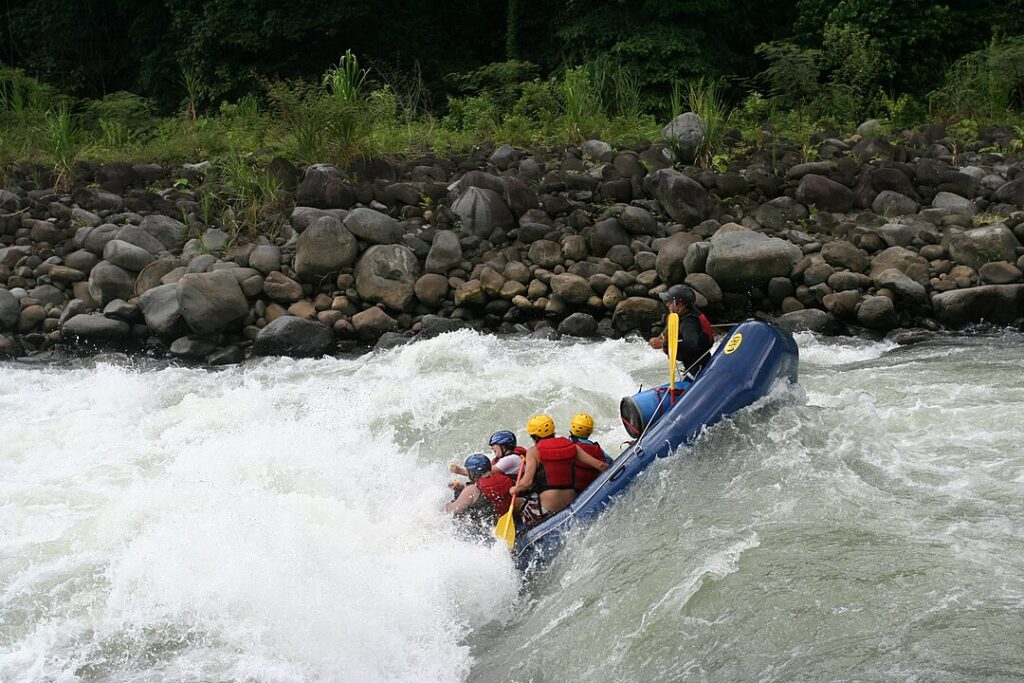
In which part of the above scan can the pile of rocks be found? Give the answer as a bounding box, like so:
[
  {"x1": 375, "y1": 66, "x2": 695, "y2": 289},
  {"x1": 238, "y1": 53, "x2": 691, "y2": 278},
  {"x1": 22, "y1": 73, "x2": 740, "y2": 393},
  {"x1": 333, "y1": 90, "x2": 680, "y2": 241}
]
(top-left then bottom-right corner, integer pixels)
[{"x1": 2, "y1": 119, "x2": 1024, "y2": 362}]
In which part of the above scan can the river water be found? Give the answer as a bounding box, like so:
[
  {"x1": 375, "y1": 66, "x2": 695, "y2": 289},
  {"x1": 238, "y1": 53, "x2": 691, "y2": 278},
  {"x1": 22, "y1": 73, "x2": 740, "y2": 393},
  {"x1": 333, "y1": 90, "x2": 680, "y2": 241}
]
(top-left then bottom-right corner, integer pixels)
[{"x1": 1, "y1": 329, "x2": 1022, "y2": 682}]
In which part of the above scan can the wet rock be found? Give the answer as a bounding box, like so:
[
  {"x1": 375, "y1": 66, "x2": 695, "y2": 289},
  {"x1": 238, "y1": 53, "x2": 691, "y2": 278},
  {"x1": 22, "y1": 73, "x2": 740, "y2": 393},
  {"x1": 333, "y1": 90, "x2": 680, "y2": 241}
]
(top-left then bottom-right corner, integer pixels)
[
  {"x1": 418, "y1": 314, "x2": 467, "y2": 338},
  {"x1": 661, "y1": 112, "x2": 706, "y2": 164},
  {"x1": 612, "y1": 297, "x2": 662, "y2": 336},
  {"x1": 72, "y1": 187, "x2": 124, "y2": 212},
  {"x1": 294, "y1": 215, "x2": 359, "y2": 282},
  {"x1": 857, "y1": 295, "x2": 898, "y2": 330},
  {"x1": 685, "y1": 273, "x2": 722, "y2": 304},
  {"x1": 255, "y1": 316, "x2": 334, "y2": 357},
  {"x1": 450, "y1": 187, "x2": 514, "y2": 238},
  {"x1": 177, "y1": 271, "x2": 249, "y2": 335},
  {"x1": 558, "y1": 312, "x2": 598, "y2": 337},
  {"x1": 88, "y1": 261, "x2": 136, "y2": 307},
  {"x1": 295, "y1": 164, "x2": 355, "y2": 209},
  {"x1": 263, "y1": 271, "x2": 304, "y2": 303},
  {"x1": 872, "y1": 191, "x2": 919, "y2": 217},
  {"x1": 874, "y1": 268, "x2": 927, "y2": 303},
  {"x1": 932, "y1": 284, "x2": 1024, "y2": 326},
  {"x1": 424, "y1": 230, "x2": 462, "y2": 274},
  {"x1": 979, "y1": 261, "x2": 1023, "y2": 284},
  {"x1": 103, "y1": 239, "x2": 154, "y2": 272},
  {"x1": 775, "y1": 309, "x2": 836, "y2": 333},
  {"x1": 705, "y1": 230, "x2": 802, "y2": 290},
  {"x1": 869, "y1": 246, "x2": 930, "y2": 286},
  {"x1": 139, "y1": 283, "x2": 186, "y2": 337},
  {"x1": 414, "y1": 273, "x2": 449, "y2": 307},
  {"x1": 822, "y1": 289, "x2": 860, "y2": 318},
  {"x1": 62, "y1": 313, "x2": 130, "y2": 339},
  {"x1": 0, "y1": 290, "x2": 20, "y2": 331},
  {"x1": 170, "y1": 336, "x2": 218, "y2": 360},
  {"x1": 795, "y1": 174, "x2": 854, "y2": 213},
  {"x1": 550, "y1": 273, "x2": 591, "y2": 306},
  {"x1": 140, "y1": 214, "x2": 187, "y2": 252},
  {"x1": 343, "y1": 207, "x2": 404, "y2": 245},
  {"x1": 351, "y1": 306, "x2": 399, "y2": 343},
  {"x1": 528, "y1": 240, "x2": 562, "y2": 269},
  {"x1": 208, "y1": 345, "x2": 244, "y2": 365},
  {"x1": 656, "y1": 232, "x2": 700, "y2": 285},
  {"x1": 649, "y1": 169, "x2": 712, "y2": 225},
  {"x1": 587, "y1": 218, "x2": 630, "y2": 256},
  {"x1": 948, "y1": 224, "x2": 1020, "y2": 269},
  {"x1": 354, "y1": 244, "x2": 421, "y2": 311}
]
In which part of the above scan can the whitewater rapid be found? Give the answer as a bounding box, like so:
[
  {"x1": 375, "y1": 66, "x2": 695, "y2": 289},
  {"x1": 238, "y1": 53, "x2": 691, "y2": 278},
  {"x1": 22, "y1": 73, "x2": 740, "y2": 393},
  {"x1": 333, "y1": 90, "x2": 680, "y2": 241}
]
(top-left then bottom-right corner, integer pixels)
[{"x1": 2, "y1": 330, "x2": 1022, "y2": 681}]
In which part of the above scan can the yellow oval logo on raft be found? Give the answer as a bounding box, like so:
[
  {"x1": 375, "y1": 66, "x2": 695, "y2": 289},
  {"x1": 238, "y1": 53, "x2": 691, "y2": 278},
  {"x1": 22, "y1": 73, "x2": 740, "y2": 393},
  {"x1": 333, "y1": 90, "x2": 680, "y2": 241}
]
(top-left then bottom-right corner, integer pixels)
[{"x1": 724, "y1": 333, "x2": 743, "y2": 355}]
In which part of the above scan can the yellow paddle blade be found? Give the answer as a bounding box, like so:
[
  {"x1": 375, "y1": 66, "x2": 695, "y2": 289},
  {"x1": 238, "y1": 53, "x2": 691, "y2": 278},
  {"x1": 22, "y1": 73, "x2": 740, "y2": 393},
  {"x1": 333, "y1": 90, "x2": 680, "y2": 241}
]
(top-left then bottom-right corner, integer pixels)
[
  {"x1": 495, "y1": 507, "x2": 516, "y2": 549},
  {"x1": 667, "y1": 312, "x2": 680, "y2": 391}
]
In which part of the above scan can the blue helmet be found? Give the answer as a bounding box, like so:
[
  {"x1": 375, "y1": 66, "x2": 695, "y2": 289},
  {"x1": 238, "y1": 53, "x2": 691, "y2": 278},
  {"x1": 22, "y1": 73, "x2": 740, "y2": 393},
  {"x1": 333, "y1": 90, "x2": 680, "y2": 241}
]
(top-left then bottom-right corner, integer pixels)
[
  {"x1": 464, "y1": 453, "x2": 491, "y2": 476},
  {"x1": 488, "y1": 430, "x2": 517, "y2": 449}
]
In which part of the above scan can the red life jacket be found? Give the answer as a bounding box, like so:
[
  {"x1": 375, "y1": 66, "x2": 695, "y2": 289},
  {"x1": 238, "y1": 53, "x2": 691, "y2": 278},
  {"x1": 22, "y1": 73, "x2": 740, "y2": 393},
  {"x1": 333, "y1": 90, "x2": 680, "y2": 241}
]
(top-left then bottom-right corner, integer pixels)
[
  {"x1": 475, "y1": 471, "x2": 513, "y2": 515},
  {"x1": 573, "y1": 441, "x2": 605, "y2": 491},
  {"x1": 696, "y1": 312, "x2": 714, "y2": 343},
  {"x1": 536, "y1": 436, "x2": 577, "y2": 490}
]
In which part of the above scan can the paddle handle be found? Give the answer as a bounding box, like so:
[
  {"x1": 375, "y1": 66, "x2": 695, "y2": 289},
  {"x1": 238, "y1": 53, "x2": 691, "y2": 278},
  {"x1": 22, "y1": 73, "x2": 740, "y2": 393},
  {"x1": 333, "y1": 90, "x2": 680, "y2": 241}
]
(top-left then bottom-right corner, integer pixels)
[{"x1": 667, "y1": 312, "x2": 680, "y2": 391}]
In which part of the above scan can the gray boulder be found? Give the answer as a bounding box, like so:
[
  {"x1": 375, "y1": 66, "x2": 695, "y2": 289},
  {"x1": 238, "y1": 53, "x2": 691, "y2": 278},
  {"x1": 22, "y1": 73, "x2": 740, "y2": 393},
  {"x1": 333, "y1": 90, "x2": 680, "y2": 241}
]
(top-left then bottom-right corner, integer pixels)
[
  {"x1": 177, "y1": 270, "x2": 249, "y2": 335},
  {"x1": 115, "y1": 225, "x2": 166, "y2": 254},
  {"x1": 103, "y1": 239, "x2": 155, "y2": 272},
  {"x1": 344, "y1": 207, "x2": 404, "y2": 245},
  {"x1": 684, "y1": 241, "x2": 711, "y2": 274},
  {"x1": 140, "y1": 215, "x2": 187, "y2": 252},
  {"x1": 932, "y1": 284, "x2": 1024, "y2": 326},
  {"x1": 617, "y1": 205, "x2": 659, "y2": 236},
  {"x1": 528, "y1": 240, "x2": 563, "y2": 269},
  {"x1": 587, "y1": 218, "x2": 630, "y2": 256},
  {"x1": 352, "y1": 306, "x2": 399, "y2": 343},
  {"x1": 795, "y1": 174, "x2": 855, "y2": 212},
  {"x1": 705, "y1": 230, "x2": 802, "y2": 290},
  {"x1": 0, "y1": 289, "x2": 19, "y2": 331},
  {"x1": 857, "y1": 296, "x2": 898, "y2": 331},
  {"x1": 979, "y1": 261, "x2": 1023, "y2": 284},
  {"x1": 558, "y1": 312, "x2": 598, "y2": 337},
  {"x1": 354, "y1": 244, "x2": 421, "y2": 311},
  {"x1": 72, "y1": 187, "x2": 124, "y2": 212},
  {"x1": 932, "y1": 191, "x2": 976, "y2": 214},
  {"x1": 874, "y1": 268, "x2": 927, "y2": 303},
  {"x1": 294, "y1": 215, "x2": 359, "y2": 282},
  {"x1": 993, "y1": 177, "x2": 1024, "y2": 206},
  {"x1": 139, "y1": 283, "x2": 186, "y2": 337},
  {"x1": 262, "y1": 272, "x2": 303, "y2": 303},
  {"x1": 255, "y1": 316, "x2": 333, "y2": 357},
  {"x1": 418, "y1": 314, "x2": 467, "y2": 339},
  {"x1": 656, "y1": 232, "x2": 700, "y2": 285},
  {"x1": 550, "y1": 274, "x2": 591, "y2": 306},
  {"x1": 83, "y1": 224, "x2": 120, "y2": 256},
  {"x1": 450, "y1": 186, "x2": 514, "y2": 238},
  {"x1": 424, "y1": 230, "x2": 462, "y2": 274},
  {"x1": 88, "y1": 261, "x2": 136, "y2": 307},
  {"x1": 62, "y1": 313, "x2": 130, "y2": 339},
  {"x1": 868, "y1": 246, "x2": 930, "y2": 286},
  {"x1": 650, "y1": 169, "x2": 712, "y2": 225},
  {"x1": 295, "y1": 164, "x2": 355, "y2": 209},
  {"x1": 661, "y1": 112, "x2": 706, "y2": 164},
  {"x1": 290, "y1": 206, "x2": 348, "y2": 233},
  {"x1": 169, "y1": 336, "x2": 219, "y2": 360},
  {"x1": 775, "y1": 309, "x2": 836, "y2": 333},
  {"x1": 685, "y1": 272, "x2": 722, "y2": 304},
  {"x1": 249, "y1": 245, "x2": 282, "y2": 275},
  {"x1": 414, "y1": 274, "x2": 449, "y2": 307},
  {"x1": 948, "y1": 224, "x2": 1020, "y2": 269},
  {"x1": 612, "y1": 297, "x2": 662, "y2": 335},
  {"x1": 872, "y1": 191, "x2": 919, "y2": 217}
]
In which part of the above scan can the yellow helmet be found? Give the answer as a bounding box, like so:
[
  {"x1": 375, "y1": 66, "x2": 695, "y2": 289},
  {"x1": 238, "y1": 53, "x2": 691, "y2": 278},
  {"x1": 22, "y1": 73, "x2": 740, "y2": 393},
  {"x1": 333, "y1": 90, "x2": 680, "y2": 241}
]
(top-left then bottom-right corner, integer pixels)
[
  {"x1": 526, "y1": 415, "x2": 555, "y2": 438},
  {"x1": 570, "y1": 413, "x2": 595, "y2": 438}
]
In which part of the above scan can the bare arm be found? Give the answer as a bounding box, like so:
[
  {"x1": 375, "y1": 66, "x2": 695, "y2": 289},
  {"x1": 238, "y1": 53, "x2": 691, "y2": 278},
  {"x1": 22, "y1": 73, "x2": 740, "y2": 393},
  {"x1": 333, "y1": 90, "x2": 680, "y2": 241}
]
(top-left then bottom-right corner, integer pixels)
[
  {"x1": 574, "y1": 445, "x2": 608, "y2": 472},
  {"x1": 513, "y1": 448, "x2": 539, "y2": 495},
  {"x1": 445, "y1": 484, "x2": 481, "y2": 513}
]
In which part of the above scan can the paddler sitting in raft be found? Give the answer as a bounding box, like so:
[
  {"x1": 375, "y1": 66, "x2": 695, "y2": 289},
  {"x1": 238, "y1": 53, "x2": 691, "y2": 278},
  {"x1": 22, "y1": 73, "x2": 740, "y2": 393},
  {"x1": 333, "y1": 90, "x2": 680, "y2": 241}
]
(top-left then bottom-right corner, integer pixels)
[
  {"x1": 446, "y1": 454, "x2": 514, "y2": 525},
  {"x1": 449, "y1": 430, "x2": 524, "y2": 478},
  {"x1": 512, "y1": 415, "x2": 609, "y2": 527}
]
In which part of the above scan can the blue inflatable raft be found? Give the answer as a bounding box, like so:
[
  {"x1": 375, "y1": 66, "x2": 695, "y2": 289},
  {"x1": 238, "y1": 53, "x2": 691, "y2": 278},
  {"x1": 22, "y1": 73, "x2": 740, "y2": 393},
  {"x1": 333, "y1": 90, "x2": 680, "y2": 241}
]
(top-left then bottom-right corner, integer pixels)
[{"x1": 511, "y1": 320, "x2": 799, "y2": 571}]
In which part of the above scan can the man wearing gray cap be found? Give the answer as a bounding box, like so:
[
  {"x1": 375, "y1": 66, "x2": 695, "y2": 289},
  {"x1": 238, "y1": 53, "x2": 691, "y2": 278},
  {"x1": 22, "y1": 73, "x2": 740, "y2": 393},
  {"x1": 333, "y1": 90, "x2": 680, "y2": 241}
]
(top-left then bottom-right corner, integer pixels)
[{"x1": 648, "y1": 284, "x2": 715, "y2": 377}]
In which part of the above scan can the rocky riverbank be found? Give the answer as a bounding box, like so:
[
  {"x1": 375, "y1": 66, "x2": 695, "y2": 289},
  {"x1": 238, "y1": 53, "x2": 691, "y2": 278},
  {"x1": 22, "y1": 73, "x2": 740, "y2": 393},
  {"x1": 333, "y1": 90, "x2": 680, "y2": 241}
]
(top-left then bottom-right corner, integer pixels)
[{"x1": 2, "y1": 119, "x2": 1024, "y2": 363}]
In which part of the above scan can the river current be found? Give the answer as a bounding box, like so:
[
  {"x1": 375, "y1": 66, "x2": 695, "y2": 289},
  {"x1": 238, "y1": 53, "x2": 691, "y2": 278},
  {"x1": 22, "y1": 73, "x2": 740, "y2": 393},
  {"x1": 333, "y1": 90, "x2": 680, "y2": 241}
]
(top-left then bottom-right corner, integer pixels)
[{"x1": 1, "y1": 329, "x2": 1022, "y2": 682}]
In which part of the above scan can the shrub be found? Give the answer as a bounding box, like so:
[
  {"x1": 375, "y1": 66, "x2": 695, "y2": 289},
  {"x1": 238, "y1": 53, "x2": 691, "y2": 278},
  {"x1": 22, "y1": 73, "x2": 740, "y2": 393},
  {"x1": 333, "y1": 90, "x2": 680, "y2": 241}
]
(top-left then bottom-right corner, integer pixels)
[{"x1": 930, "y1": 37, "x2": 1024, "y2": 121}]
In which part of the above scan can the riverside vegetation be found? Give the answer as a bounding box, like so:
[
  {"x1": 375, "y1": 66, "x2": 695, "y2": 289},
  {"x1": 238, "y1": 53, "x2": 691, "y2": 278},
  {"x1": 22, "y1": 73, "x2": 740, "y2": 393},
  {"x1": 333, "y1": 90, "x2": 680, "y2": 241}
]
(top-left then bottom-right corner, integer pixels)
[{"x1": 3, "y1": 23, "x2": 1024, "y2": 362}]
